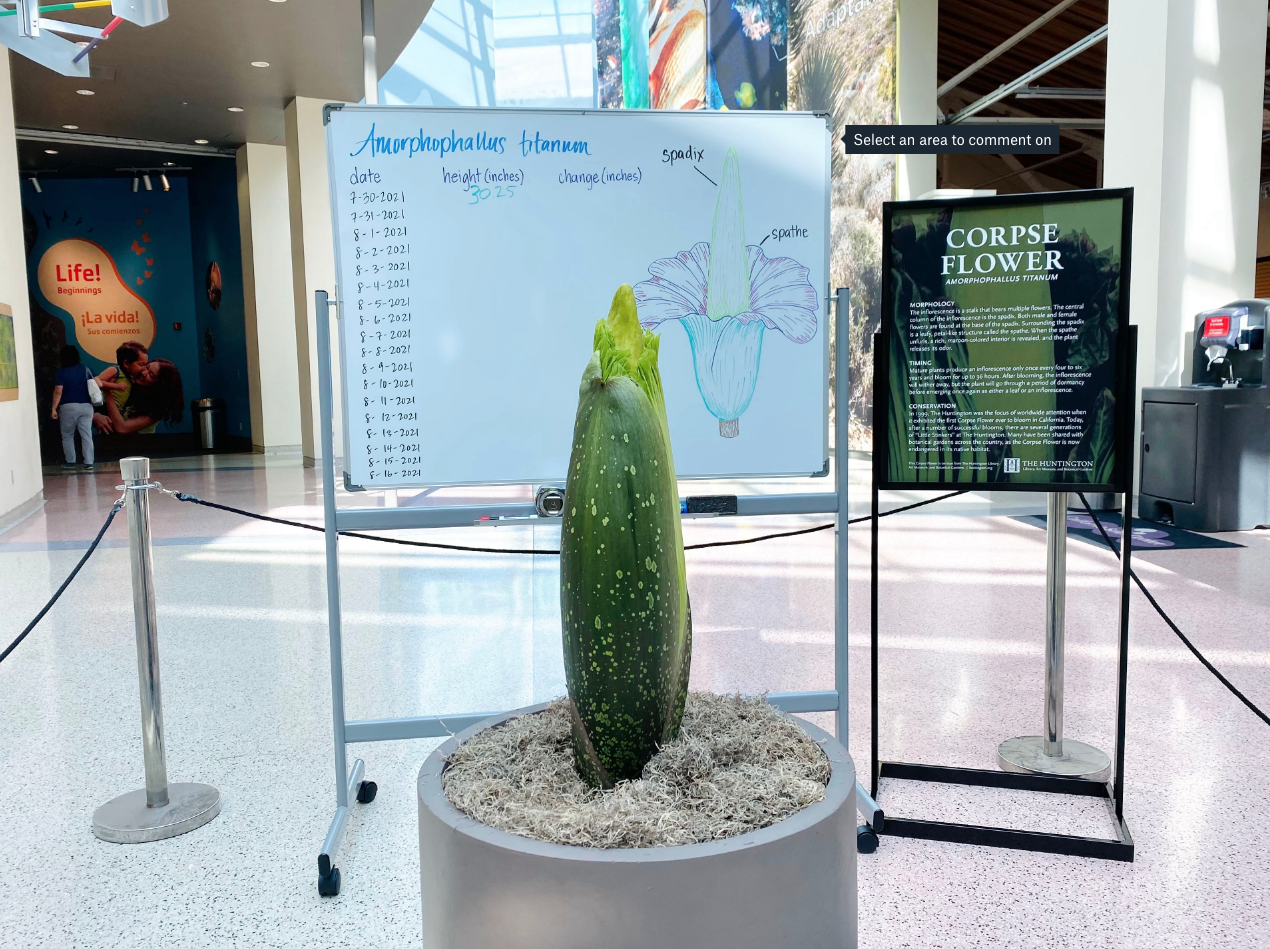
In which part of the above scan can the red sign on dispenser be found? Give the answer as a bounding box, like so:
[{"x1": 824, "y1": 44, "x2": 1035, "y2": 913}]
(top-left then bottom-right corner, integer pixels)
[{"x1": 1202, "y1": 316, "x2": 1231, "y2": 340}]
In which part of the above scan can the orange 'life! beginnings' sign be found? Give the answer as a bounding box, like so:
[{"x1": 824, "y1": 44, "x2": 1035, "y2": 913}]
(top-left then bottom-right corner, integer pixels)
[{"x1": 37, "y1": 238, "x2": 156, "y2": 362}]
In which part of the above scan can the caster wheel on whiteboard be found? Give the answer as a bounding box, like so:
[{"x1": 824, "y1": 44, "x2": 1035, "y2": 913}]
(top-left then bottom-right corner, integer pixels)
[
  {"x1": 318, "y1": 866, "x2": 341, "y2": 897},
  {"x1": 356, "y1": 780, "x2": 377, "y2": 804},
  {"x1": 856, "y1": 825, "x2": 879, "y2": 855}
]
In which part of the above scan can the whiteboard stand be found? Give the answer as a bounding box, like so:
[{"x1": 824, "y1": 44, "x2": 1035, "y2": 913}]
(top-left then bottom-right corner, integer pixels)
[{"x1": 313, "y1": 288, "x2": 875, "y2": 896}]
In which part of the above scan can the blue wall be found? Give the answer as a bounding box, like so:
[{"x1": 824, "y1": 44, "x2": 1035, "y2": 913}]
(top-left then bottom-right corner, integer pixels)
[{"x1": 188, "y1": 163, "x2": 251, "y2": 440}]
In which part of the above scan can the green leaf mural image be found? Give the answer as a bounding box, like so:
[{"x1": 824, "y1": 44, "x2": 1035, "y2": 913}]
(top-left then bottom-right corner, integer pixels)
[{"x1": 618, "y1": 0, "x2": 650, "y2": 108}]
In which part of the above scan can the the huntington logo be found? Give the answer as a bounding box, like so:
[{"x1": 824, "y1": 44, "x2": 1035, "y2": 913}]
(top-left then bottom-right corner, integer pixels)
[{"x1": 1003, "y1": 457, "x2": 1021, "y2": 473}]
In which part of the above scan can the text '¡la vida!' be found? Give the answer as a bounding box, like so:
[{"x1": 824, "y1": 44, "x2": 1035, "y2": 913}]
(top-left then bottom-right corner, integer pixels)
[
  {"x1": 79, "y1": 309, "x2": 141, "y2": 326},
  {"x1": 942, "y1": 223, "x2": 1064, "y2": 277},
  {"x1": 350, "y1": 123, "x2": 590, "y2": 160}
]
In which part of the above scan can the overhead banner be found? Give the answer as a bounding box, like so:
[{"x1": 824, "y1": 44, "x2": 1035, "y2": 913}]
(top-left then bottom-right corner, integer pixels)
[{"x1": 877, "y1": 189, "x2": 1133, "y2": 492}]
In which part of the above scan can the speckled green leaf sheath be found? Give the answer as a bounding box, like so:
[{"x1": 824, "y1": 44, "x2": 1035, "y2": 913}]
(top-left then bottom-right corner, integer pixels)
[{"x1": 560, "y1": 290, "x2": 690, "y2": 787}]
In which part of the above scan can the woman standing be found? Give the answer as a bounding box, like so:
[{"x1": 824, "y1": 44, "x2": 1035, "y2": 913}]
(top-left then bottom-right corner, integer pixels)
[{"x1": 51, "y1": 345, "x2": 95, "y2": 470}]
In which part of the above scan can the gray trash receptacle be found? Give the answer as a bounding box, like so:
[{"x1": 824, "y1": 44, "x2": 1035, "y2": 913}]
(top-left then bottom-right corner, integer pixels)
[{"x1": 192, "y1": 398, "x2": 225, "y2": 451}]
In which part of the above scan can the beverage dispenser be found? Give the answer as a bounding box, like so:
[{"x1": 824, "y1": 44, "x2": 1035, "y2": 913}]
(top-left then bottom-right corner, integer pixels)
[{"x1": 1138, "y1": 301, "x2": 1270, "y2": 531}]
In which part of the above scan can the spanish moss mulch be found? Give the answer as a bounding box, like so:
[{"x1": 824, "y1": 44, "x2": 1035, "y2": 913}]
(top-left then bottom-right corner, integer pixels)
[{"x1": 441, "y1": 692, "x2": 831, "y2": 849}]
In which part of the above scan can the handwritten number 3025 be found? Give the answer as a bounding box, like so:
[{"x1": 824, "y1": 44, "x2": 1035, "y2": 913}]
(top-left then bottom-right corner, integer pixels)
[{"x1": 468, "y1": 184, "x2": 516, "y2": 205}]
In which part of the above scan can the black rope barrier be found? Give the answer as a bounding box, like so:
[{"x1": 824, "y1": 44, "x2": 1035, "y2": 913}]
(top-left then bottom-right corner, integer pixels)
[
  {"x1": 1076, "y1": 492, "x2": 1270, "y2": 729},
  {"x1": 5, "y1": 484, "x2": 1267, "y2": 736},
  {"x1": 169, "y1": 487, "x2": 967, "y2": 554},
  {"x1": 0, "y1": 499, "x2": 123, "y2": 666},
  {"x1": 1, "y1": 486, "x2": 960, "y2": 665}
]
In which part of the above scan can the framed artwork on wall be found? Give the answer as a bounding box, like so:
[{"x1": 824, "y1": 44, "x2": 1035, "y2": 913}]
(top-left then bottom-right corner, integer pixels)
[{"x1": 0, "y1": 303, "x2": 17, "y2": 402}]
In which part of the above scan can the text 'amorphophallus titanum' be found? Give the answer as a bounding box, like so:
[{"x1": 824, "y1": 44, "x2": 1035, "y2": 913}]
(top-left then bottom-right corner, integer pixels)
[
  {"x1": 560, "y1": 285, "x2": 691, "y2": 788},
  {"x1": 633, "y1": 147, "x2": 819, "y2": 437}
]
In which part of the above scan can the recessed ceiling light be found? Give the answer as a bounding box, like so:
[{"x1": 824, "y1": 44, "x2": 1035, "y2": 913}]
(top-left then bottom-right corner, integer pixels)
[
  {"x1": 76, "y1": 89, "x2": 94, "y2": 96},
  {"x1": 44, "y1": 149, "x2": 58, "y2": 155},
  {"x1": 228, "y1": 107, "x2": 244, "y2": 112},
  {"x1": 194, "y1": 139, "x2": 209, "y2": 144},
  {"x1": 269, "y1": 0, "x2": 286, "y2": 4},
  {"x1": 62, "y1": 124, "x2": 78, "y2": 130},
  {"x1": 251, "y1": 61, "x2": 269, "y2": 68}
]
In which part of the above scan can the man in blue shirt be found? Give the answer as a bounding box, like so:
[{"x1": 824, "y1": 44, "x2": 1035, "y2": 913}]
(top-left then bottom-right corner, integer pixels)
[{"x1": 51, "y1": 345, "x2": 95, "y2": 469}]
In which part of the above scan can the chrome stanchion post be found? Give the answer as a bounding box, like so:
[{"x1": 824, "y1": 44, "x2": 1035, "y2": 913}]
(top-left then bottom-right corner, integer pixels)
[
  {"x1": 125, "y1": 455, "x2": 169, "y2": 807},
  {"x1": 92, "y1": 457, "x2": 221, "y2": 843},
  {"x1": 1043, "y1": 490, "x2": 1067, "y2": 758},
  {"x1": 998, "y1": 490, "x2": 1111, "y2": 780}
]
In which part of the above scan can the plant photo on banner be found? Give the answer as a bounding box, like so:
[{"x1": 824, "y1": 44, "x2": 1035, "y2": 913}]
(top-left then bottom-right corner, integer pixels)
[{"x1": 789, "y1": 0, "x2": 894, "y2": 451}]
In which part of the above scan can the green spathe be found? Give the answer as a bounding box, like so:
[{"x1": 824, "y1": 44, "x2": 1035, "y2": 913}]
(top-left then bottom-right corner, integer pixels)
[{"x1": 560, "y1": 285, "x2": 691, "y2": 787}]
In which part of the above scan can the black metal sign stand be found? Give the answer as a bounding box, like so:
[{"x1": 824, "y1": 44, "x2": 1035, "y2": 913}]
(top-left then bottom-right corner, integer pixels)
[{"x1": 867, "y1": 329, "x2": 1138, "y2": 862}]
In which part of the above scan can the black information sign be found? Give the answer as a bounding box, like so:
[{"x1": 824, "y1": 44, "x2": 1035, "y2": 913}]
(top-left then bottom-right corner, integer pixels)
[{"x1": 877, "y1": 189, "x2": 1134, "y2": 492}]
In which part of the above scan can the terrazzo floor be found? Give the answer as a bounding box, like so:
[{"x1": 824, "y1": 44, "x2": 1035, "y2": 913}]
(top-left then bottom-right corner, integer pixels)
[{"x1": 1, "y1": 454, "x2": 1268, "y2": 948}]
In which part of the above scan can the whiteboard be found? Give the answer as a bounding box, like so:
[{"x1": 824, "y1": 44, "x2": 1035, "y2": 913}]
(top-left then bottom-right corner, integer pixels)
[{"x1": 325, "y1": 106, "x2": 830, "y2": 489}]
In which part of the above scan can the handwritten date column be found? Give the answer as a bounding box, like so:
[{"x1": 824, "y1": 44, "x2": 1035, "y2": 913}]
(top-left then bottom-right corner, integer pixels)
[{"x1": 347, "y1": 185, "x2": 420, "y2": 483}]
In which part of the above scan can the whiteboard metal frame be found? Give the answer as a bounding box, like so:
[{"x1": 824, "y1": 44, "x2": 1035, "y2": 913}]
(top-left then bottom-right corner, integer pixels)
[
  {"x1": 323, "y1": 104, "x2": 834, "y2": 490},
  {"x1": 312, "y1": 296, "x2": 866, "y2": 891}
]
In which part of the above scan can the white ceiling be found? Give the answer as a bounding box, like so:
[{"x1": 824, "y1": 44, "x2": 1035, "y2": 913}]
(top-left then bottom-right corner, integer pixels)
[{"x1": 10, "y1": 0, "x2": 434, "y2": 152}]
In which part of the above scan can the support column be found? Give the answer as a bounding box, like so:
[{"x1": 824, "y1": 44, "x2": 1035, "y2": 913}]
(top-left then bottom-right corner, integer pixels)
[
  {"x1": 0, "y1": 48, "x2": 43, "y2": 527},
  {"x1": 362, "y1": 0, "x2": 379, "y2": 105},
  {"x1": 896, "y1": 0, "x2": 938, "y2": 199},
  {"x1": 1104, "y1": 0, "x2": 1266, "y2": 391},
  {"x1": 237, "y1": 142, "x2": 302, "y2": 454},
  {"x1": 285, "y1": 96, "x2": 343, "y2": 466}
]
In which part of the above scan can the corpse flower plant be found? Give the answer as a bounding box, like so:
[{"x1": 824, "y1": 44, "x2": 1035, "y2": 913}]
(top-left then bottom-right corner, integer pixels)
[
  {"x1": 560, "y1": 286, "x2": 691, "y2": 788},
  {"x1": 634, "y1": 147, "x2": 819, "y2": 437}
]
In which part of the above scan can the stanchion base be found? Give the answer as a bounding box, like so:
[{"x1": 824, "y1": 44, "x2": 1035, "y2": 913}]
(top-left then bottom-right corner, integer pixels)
[
  {"x1": 996, "y1": 737, "x2": 1111, "y2": 782},
  {"x1": 92, "y1": 783, "x2": 221, "y2": 844}
]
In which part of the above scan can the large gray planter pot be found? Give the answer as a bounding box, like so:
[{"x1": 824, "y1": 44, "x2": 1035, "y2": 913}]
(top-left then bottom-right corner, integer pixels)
[{"x1": 417, "y1": 702, "x2": 857, "y2": 949}]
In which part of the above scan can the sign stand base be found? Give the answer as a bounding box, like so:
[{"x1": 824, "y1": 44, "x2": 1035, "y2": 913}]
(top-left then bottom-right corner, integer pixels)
[
  {"x1": 996, "y1": 736, "x2": 1111, "y2": 782},
  {"x1": 92, "y1": 783, "x2": 221, "y2": 844}
]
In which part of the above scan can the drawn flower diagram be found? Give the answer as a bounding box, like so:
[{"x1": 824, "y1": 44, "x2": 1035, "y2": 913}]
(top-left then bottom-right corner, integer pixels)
[{"x1": 634, "y1": 147, "x2": 818, "y2": 437}]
